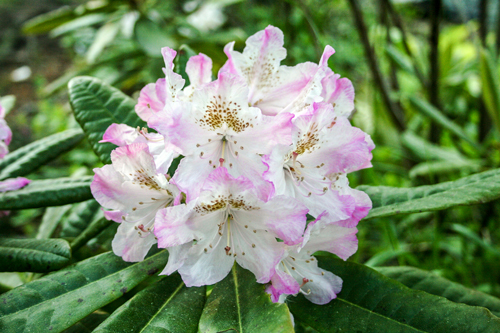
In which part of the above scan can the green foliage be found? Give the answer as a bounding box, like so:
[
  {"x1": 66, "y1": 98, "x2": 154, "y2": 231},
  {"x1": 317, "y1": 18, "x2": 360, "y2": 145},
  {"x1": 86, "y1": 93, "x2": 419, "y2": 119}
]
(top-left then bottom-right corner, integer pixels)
[
  {"x1": 359, "y1": 169, "x2": 500, "y2": 219},
  {"x1": 199, "y1": 264, "x2": 294, "y2": 333},
  {"x1": 94, "y1": 275, "x2": 206, "y2": 333},
  {"x1": 0, "y1": 129, "x2": 84, "y2": 180},
  {"x1": 0, "y1": 177, "x2": 93, "y2": 210},
  {"x1": 68, "y1": 76, "x2": 145, "y2": 164},
  {"x1": 377, "y1": 266, "x2": 500, "y2": 317},
  {"x1": 0, "y1": 251, "x2": 168, "y2": 333},
  {"x1": 0, "y1": 238, "x2": 70, "y2": 273},
  {"x1": 290, "y1": 256, "x2": 500, "y2": 332}
]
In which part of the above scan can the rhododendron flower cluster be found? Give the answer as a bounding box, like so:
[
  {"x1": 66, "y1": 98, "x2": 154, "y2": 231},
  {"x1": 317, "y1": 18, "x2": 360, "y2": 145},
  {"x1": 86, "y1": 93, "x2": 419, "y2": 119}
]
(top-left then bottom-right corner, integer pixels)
[{"x1": 91, "y1": 25, "x2": 374, "y2": 305}]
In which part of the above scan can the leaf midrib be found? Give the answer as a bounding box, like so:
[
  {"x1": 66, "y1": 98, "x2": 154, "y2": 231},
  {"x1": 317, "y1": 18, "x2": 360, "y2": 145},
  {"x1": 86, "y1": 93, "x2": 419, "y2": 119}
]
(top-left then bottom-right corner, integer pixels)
[
  {"x1": 138, "y1": 282, "x2": 184, "y2": 333},
  {"x1": 232, "y1": 264, "x2": 243, "y2": 333}
]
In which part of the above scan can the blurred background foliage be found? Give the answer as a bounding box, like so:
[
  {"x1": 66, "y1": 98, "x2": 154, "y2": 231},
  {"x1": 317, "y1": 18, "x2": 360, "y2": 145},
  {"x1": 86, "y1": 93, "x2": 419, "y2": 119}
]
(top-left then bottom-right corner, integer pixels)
[{"x1": 2, "y1": 0, "x2": 500, "y2": 299}]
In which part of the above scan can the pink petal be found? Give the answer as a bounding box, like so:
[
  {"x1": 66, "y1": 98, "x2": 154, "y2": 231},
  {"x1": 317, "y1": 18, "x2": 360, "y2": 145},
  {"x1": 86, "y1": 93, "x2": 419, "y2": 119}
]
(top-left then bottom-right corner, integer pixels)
[
  {"x1": 0, "y1": 118, "x2": 12, "y2": 147},
  {"x1": 100, "y1": 123, "x2": 139, "y2": 146},
  {"x1": 186, "y1": 53, "x2": 213, "y2": 88},
  {"x1": 102, "y1": 209, "x2": 123, "y2": 222},
  {"x1": 0, "y1": 177, "x2": 30, "y2": 192},
  {"x1": 267, "y1": 268, "x2": 300, "y2": 303},
  {"x1": 321, "y1": 74, "x2": 355, "y2": 118},
  {"x1": 135, "y1": 79, "x2": 167, "y2": 122}
]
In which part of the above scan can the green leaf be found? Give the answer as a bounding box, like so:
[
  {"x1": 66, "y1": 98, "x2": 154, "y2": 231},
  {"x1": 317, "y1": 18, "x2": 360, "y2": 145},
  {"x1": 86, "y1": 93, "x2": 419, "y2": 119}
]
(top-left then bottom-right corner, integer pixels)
[
  {"x1": 36, "y1": 205, "x2": 72, "y2": 240},
  {"x1": 50, "y1": 14, "x2": 108, "y2": 37},
  {"x1": 0, "y1": 251, "x2": 168, "y2": 333},
  {"x1": 0, "y1": 238, "x2": 71, "y2": 273},
  {"x1": 408, "y1": 96, "x2": 479, "y2": 149},
  {"x1": 0, "y1": 129, "x2": 84, "y2": 180},
  {"x1": 70, "y1": 217, "x2": 113, "y2": 253},
  {"x1": 61, "y1": 200, "x2": 101, "y2": 238},
  {"x1": 0, "y1": 177, "x2": 93, "y2": 210},
  {"x1": 288, "y1": 256, "x2": 500, "y2": 332},
  {"x1": 68, "y1": 76, "x2": 146, "y2": 164},
  {"x1": 94, "y1": 274, "x2": 206, "y2": 332},
  {"x1": 449, "y1": 224, "x2": 500, "y2": 257},
  {"x1": 86, "y1": 22, "x2": 120, "y2": 64},
  {"x1": 377, "y1": 266, "x2": 500, "y2": 317},
  {"x1": 62, "y1": 311, "x2": 109, "y2": 333},
  {"x1": 401, "y1": 131, "x2": 466, "y2": 162},
  {"x1": 386, "y1": 45, "x2": 414, "y2": 75},
  {"x1": 480, "y1": 48, "x2": 500, "y2": 134},
  {"x1": 22, "y1": 6, "x2": 76, "y2": 35},
  {"x1": 134, "y1": 18, "x2": 176, "y2": 57},
  {"x1": 409, "y1": 159, "x2": 484, "y2": 178},
  {"x1": 358, "y1": 169, "x2": 500, "y2": 220},
  {"x1": 199, "y1": 264, "x2": 294, "y2": 333}
]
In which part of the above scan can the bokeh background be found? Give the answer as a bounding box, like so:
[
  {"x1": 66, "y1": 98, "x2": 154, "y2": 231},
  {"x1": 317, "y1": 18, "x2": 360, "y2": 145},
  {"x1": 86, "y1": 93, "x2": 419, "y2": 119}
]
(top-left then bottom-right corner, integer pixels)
[{"x1": 2, "y1": 0, "x2": 500, "y2": 300}]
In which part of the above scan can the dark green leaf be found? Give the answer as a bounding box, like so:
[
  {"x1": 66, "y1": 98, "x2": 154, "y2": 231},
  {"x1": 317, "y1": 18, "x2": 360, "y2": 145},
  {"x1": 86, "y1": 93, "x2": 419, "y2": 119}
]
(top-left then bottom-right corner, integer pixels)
[
  {"x1": 70, "y1": 217, "x2": 113, "y2": 253},
  {"x1": 68, "y1": 76, "x2": 146, "y2": 164},
  {"x1": 0, "y1": 238, "x2": 71, "y2": 273},
  {"x1": 0, "y1": 251, "x2": 168, "y2": 333},
  {"x1": 94, "y1": 274, "x2": 205, "y2": 332},
  {"x1": 62, "y1": 311, "x2": 109, "y2": 333},
  {"x1": 0, "y1": 129, "x2": 84, "y2": 180},
  {"x1": 0, "y1": 177, "x2": 93, "y2": 210},
  {"x1": 288, "y1": 256, "x2": 500, "y2": 332},
  {"x1": 61, "y1": 200, "x2": 101, "y2": 238},
  {"x1": 199, "y1": 264, "x2": 294, "y2": 333},
  {"x1": 377, "y1": 266, "x2": 500, "y2": 317},
  {"x1": 358, "y1": 169, "x2": 500, "y2": 219}
]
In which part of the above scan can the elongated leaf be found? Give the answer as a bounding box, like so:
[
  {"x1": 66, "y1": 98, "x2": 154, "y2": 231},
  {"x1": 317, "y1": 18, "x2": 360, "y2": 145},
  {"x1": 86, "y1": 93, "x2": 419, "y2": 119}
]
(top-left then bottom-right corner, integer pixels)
[
  {"x1": 409, "y1": 96, "x2": 479, "y2": 149},
  {"x1": 401, "y1": 131, "x2": 466, "y2": 162},
  {"x1": 386, "y1": 45, "x2": 414, "y2": 75},
  {"x1": 0, "y1": 238, "x2": 71, "y2": 273},
  {"x1": 377, "y1": 266, "x2": 500, "y2": 317},
  {"x1": 288, "y1": 256, "x2": 500, "y2": 332},
  {"x1": 480, "y1": 49, "x2": 500, "y2": 133},
  {"x1": 0, "y1": 251, "x2": 168, "y2": 333},
  {"x1": 61, "y1": 200, "x2": 101, "y2": 238},
  {"x1": 22, "y1": 6, "x2": 76, "y2": 34},
  {"x1": 450, "y1": 224, "x2": 500, "y2": 257},
  {"x1": 199, "y1": 264, "x2": 294, "y2": 333},
  {"x1": 359, "y1": 169, "x2": 500, "y2": 219},
  {"x1": 0, "y1": 129, "x2": 84, "y2": 180},
  {"x1": 94, "y1": 274, "x2": 205, "y2": 332},
  {"x1": 62, "y1": 311, "x2": 109, "y2": 333},
  {"x1": 86, "y1": 22, "x2": 120, "y2": 64},
  {"x1": 134, "y1": 18, "x2": 176, "y2": 57},
  {"x1": 409, "y1": 159, "x2": 483, "y2": 178},
  {"x1": 36, "y1": 205, "x2": 72, "y2": 239},
  {"x1": 70, "y1": 217, "x2": 113, "y2": 252},
  {"x1": 0, "y1": 177, "x2": 93, "y2": 210},
  {"x1": 68, "y1": 76, "x2": 146, "y2": 164}
]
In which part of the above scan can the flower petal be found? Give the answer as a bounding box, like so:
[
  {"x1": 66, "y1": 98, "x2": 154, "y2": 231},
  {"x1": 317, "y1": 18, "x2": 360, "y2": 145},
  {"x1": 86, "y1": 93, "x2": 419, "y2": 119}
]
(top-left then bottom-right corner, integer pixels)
[
  {"x1": 112, "y1": 221, "x2": 157, "y2": 262},
  {"x1": 0, "y1": 177, "x2": 30, "y2": 192}
]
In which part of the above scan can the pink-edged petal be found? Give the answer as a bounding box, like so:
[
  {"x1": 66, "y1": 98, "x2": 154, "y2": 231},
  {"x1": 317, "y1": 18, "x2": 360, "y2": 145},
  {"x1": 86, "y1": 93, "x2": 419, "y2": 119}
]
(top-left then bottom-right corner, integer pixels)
[
  {"x1": 154, "y1": 202, "x2": 206, "y2": 248},
  {"x1": 161, "y1": 47, "x2": 186, "y2": 100},
  {"x1": 135, "y1": 79, "x2": 167, "y2": 122},
  {"x1": 302, "y1": 216, "x2": 358, "y2": 260},
  {"x1": 335, "y1": 187, "x2": 372, "y2": 228},
  {"x1": 239, "y1": 195, "x2": 307, "y2": 246},
  {"x1": 112, "y1": 221, "x2": 157, "y2": 262},
  {"x1": 321, "y1": 73, "x2": 355, "y2": 118},
  {"x1": 221, "y1": 25, "x2": 286, "y2": 100},
  {"x1": 302, "y1": 265, "x2": 342, "y2": 305},
  {"x1": 0, "y1": 142, "x2": 8, "y2": 159},
  {"x1": 100, "y1": 123, "x2": 139, "y2": 146},
  {"x1": 103, "y1": 209, "x2": 123, "y2": 222},
  {"x1": 186, "y1": 53, "x2": 213, "y2": 88},
  {"x1": 0, "y1": 118, "x2": 12, "y2": 146},
  {"x1": 0, "y1": 177, "x2": 30, "y2": 192},
  {"x1": 267, "y1": 268, "x2": 300, "y2": 303}
]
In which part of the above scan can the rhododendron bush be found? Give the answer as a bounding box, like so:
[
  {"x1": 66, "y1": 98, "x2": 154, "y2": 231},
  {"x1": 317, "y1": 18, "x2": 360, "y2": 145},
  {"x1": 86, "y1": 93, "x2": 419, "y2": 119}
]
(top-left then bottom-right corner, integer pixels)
[{"x1": 2, "y1": 25, "x2": 500, "y2": 333}]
